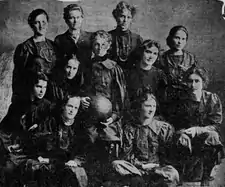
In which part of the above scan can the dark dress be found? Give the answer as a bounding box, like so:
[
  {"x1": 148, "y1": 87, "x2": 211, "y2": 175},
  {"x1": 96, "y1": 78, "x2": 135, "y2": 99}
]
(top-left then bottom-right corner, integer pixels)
[
  {"x1": 54, "y1": 30, "x2": 92, "y2": 71},
  {"x1": 168, "y1": 90, "x2": 223, "y2": 182},
  {"x1": 127, "y1": 66, "x2": 167, "y2": 112},
  {"x1": 0, "y1": 97, "x2": 53, "y2": 186},
  {"x1": 109, "y1": 28, "x2": 142, "y2": 71},
  {"x1": 45, "y1": 68, "x2": 84, "y2": 104},
  {"x1": 155, "y1": 50, "x2": 197, "y2": 102},
  {"x1": 13, "y1": 37, "x2": 57, "y2": 101},
  {"x1": 83, "y1": 57, "x2": 128, "y2": 143},
  {"x1": 112, "y1": 118, "x2": 179, "y2": 186}
]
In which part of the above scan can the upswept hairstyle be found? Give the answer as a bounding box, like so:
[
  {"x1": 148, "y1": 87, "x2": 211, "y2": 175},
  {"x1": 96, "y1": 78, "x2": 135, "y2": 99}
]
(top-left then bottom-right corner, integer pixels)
[
  {"x1": 91, "y1": 30, "x2": 112, "y2": 46},
  {"x1": 28, "y1": 9, "x2": 49, "y2": 28},
  {"x1": 112, "y1": 1, "x2": 136, "y2": 19},
  {"x1": 183, "y1": 66, "x2": 209, "y2": 89},
  {"x1": 137, "y1": 39, "x2": 160, "y2": 61},
  {"x1": 63, "y1": 4, "x2": 84, "y2": 20},
  {"x1": 166, "y1": 25, "x2": 188, "y2": 49}
]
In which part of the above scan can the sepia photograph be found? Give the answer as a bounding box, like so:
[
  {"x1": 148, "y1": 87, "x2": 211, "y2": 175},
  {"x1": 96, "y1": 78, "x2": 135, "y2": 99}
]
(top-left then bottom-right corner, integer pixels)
[{"x1": 0, "y1": 0, "x2": 224, "y2": 186}]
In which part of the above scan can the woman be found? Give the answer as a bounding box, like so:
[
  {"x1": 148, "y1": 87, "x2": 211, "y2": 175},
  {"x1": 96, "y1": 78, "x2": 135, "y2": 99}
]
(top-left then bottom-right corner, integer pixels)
[
  {"x1": 127, "y1": 40, "x2": 167, "y2": 113},
  {"x1": 112, "y1": 86, "x2": 179, "y2": 187},
  {"x1": 0, "y1": 71, "x2": 53, "y2": 186},
  {"x1": 155, "y1": 26, "x2": 197, "y2": 117},
  {"x1": 46, "y1": 54, "x2": 84, "y2": 104},
  {"x1": 13, "y1": 9, "x2": 57, "y2": 102},
  {"x1": 109, "y1": 1, "x2": 142, "y2": 72},
  {"x1": 169, "y1": 67, "x2": 223, "y2": 186},
  {"x1": 81, "y1": 30, "x2": 128, "y2": 144}
]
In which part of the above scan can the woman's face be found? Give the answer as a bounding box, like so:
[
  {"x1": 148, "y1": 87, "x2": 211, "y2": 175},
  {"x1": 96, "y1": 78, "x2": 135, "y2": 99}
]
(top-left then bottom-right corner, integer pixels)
[
  {"x1": 170, "y1": 30, "x2": 187, "y2": 50},
  {"x1": 116, "y1": 9, "x2": 133, "y2": 31},
  {"x1": 141, "y1": 46, "x2": 159, "y2": 67},
  {"x1": 33, "y1": 79, "x2": 47, "y2": 99},
  {"x1": 187, "y1": 73, "x2": 203, "y2": 92},
  {"x1": 65, "y1": 59, "x2": 79, "y2": 80},
  {"x1": 92, "y1": 36, "x2": 110, "y2": 57},
  {"x1": 66, "y1": 9, "x2": 83, "y2": 30},
  {"x1": 141, "y1": 95, "x2": 156, "y2": 120},
  {"x1": 63, "y1": 97, "x2": 80, "y2": 120},
  {"x1": 32, "y1": 14, "x2": 48, "y2": 36}
]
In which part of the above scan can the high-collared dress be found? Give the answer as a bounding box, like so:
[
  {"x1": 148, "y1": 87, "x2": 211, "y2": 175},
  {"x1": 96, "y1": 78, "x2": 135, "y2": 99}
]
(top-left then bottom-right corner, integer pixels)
[
  {"x1": 108, "y1": 28, "x2": 142, "y2": 72},
  {"x1": 13, "y1": 37, "x2": 57, "y2": 102}
]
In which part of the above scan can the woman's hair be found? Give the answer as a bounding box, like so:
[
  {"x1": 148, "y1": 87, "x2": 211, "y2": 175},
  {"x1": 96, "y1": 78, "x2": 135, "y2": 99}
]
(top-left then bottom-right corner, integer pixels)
[
  {"x1": 29, "y1": 71, "x2": 48, "y2": 91},
  {"x1": 137, "y1": 39, "x2": 160, "y2": 61},
  {"x1": 63, "y1": 4, "x2": 84, "y2": 20},
  {"x1": 183, "y1": 66, "x2": 209, "y2": 89},
  {"x1": 60, "y1": 94, "x2": 81, "y2": 111},
  {"x1": 91, "y1": 30, "x2": 112, "y2": 46},
  {"x1": 166, "y1": 25, "x2": 188, "y2": 49},
  {"x1": 28, "y1": 9, "x2": 49, "y2": 28},
  {"x1": 64, "y1": 54, "x2": 80, "y2": 67},
  {"x1": 112, "y1": 1, "x2": 136, "y2": 19},
  {"x1": 28, "y1": 56, "x2": 46, "y2": 73}
]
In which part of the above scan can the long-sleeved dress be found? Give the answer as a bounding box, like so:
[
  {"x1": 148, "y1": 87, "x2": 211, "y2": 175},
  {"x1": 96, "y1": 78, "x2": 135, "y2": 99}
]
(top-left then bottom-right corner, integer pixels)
[
  {"x1": 109, "y1": 28, "x2": 142, "y2": 71},
  {"x1": 13, "y1": 37, "x2": 57, "y2": 101},
  {"x1": 112, "y1": 118, "x2": 179, "y2": 186},
  {"x1": 168, "y1": 90, "x2": 223, "y2": 182},
  {"x1": 83, "y1": 57, "x2": 128, "y2": 143},
  {"x1": 127, "y1": 66, "x2": 167, "y2": 113}
]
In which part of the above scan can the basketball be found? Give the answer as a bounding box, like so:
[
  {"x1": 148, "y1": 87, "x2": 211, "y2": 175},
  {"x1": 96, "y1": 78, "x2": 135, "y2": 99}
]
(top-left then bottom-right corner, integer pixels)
[{"x1": 89, "y1": 95, "x2": 112, "y2": 121}]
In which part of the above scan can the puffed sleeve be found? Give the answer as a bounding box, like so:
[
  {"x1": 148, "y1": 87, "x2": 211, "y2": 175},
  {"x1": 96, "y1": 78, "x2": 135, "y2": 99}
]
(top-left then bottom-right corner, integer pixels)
[
  {"x1": 206, "y1": 93, "x2": 223, "y2": 132},
  {"x1": 121, "y1": 125, "x2": 135, "y2": 161},
  {"x1": 158, "y1": 121, "x2": 175, "y2": 165},
  {"x1": 12, "y1": 44, "x2": 28, "y2": 101}
]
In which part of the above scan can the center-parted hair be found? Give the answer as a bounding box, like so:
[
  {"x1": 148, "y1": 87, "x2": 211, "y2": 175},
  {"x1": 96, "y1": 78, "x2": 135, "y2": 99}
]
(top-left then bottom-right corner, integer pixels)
[
  {"x1": 28, "y1": 9, "x2": 49, "y2": 28},
  {"x1": 166, "y1": 25, "x2": 188, "y2": 49},
  {"x1": 112, "y1": 1, "x2": 136, "y2": 19},
  {"x1": 63, "y1": 4, "x2": 84, "y2": 20},
  {"x1": 183, "y1": 66, "x2": 209, "y2": 89}
]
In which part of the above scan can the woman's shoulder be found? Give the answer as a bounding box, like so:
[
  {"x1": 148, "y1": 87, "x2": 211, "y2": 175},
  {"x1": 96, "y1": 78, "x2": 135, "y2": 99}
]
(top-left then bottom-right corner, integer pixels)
[{"x1": 202, "y1": 90, "x2": 221, "y2": 104}]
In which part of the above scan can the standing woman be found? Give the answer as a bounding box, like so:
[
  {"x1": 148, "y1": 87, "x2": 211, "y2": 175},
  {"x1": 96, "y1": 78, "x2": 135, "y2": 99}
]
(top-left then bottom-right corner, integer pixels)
[
  {"x1": 13, "y1": 9, "x2": 57, "y2": 102},
  {"x1": 109, "y1": 1, "x2": 142, "y2": 72},
  {"x1": 155, "y1": 26, "x2": 197, "y2": 117}
]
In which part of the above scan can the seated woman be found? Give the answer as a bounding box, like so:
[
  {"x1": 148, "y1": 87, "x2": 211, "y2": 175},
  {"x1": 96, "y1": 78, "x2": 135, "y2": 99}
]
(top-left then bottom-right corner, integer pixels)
[
  {"x1": 112, "y1": 86, "x2": 179, "y2": 187},
  {"x1": 46, "y1": 54, "x2": 84, "y2": 104},
  {"x1": 81, "y1": 30, "x2": 128, "y2": 143},
  {"x1": 0, "y1": 71, "x2": 53, "y2": 186},
  {"x1": 169, "y1": 67, "x2": 223, "y2": 185},
  {"x1": 155, "y1": 25, "x2": 197, "y2": 118},
  {"x1": 127, "y1": 39, "x2": 167, "y2": 113}
]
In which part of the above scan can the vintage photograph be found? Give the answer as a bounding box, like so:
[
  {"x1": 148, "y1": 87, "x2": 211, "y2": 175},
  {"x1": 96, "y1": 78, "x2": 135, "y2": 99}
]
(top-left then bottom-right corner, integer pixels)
[{"x1": 0, "y1": 0, "x2": 224, "y2": 186}]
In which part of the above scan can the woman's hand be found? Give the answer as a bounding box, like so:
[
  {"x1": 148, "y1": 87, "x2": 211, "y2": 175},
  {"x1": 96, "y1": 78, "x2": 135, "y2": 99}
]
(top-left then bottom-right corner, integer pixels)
[
  {"x1": 100, "y1": 117, "x2": 113, "y2": 128},
  {"x1": 81, "y1": 97, "x2": 91, "y2": 110},
  {"x1": 65, "y1": 160, "x2": 78, "y2": 167},
  {"x1": 38, "y1": 156, "x2": 49, "y2": 164},
  {"x1": 178, "y1": 133, "x2": 192, "y2": 153},
  {"x1": 8, "y1": 144, "x2": 22, "y2": 153}
]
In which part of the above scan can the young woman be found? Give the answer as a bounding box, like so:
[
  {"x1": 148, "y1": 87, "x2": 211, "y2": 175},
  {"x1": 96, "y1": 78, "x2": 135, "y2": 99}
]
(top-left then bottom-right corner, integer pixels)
[
  {"x1": 0, "y1": 71, "x2": 53, "y2": 186},
  {"x1": 46, "y1": 54, "x2": 84, "y2": 104},
  {"x1": 13, "y1": 9, "x2": 57, "y2": 102},
  {"x1": 112, "y1": 86, "x2": 179, "y2": 187},
  {"x1": 169, "y1": 67, "x2": 223, "y2": 185},
  {"x1": 127, "y1": 40, "x2": 167, "y2": 113},
  {"x1": 155, "y1": 26, "x2": 197, "y2": 117},
  {"x1": 109, "y1": 1, "x2": 142, "y2": 72}
]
